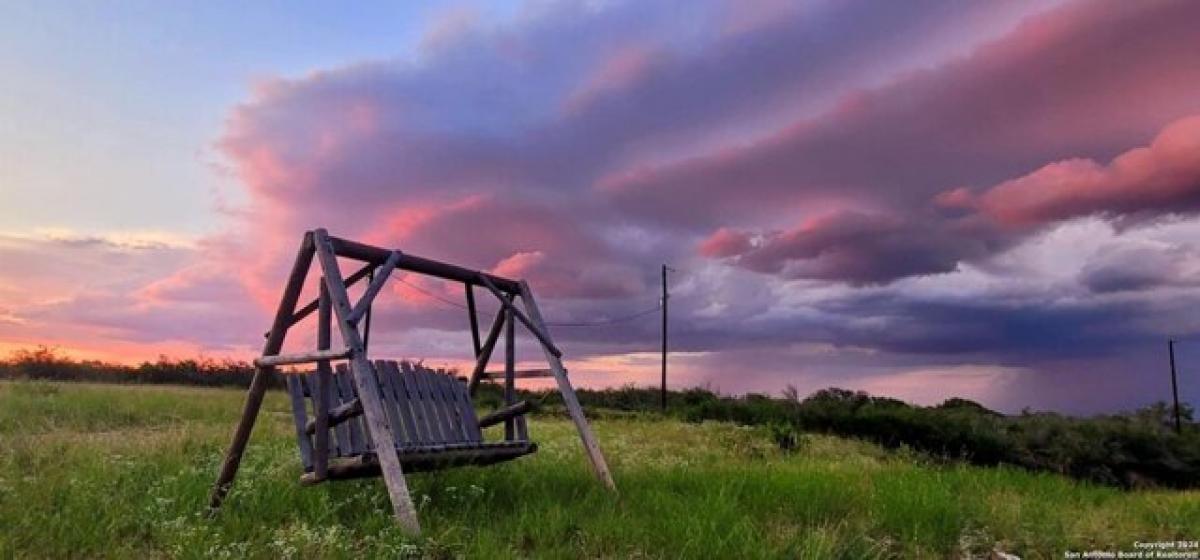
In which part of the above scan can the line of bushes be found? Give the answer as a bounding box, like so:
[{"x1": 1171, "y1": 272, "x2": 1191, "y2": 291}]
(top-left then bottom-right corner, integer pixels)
[
  {"x1": 532, "y1": 385, "x2": 1200, "y2": 489},
  {"x1": 4, "y1": 346, "x2": 1197, "y2": 489},
  {"x1": 0, "y1": 346, "x2": 269, "y2": 389}
]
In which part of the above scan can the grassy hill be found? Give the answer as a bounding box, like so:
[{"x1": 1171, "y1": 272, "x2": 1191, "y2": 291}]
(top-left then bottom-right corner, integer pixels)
[{"x1": 0, "y1": 380, "x2": 1195, "y2": 558}]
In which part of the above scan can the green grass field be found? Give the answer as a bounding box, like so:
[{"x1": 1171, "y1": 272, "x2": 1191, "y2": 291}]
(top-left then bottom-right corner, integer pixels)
[{"x1": 0, "y1": 381, "x2": 1196, "y2": 559}]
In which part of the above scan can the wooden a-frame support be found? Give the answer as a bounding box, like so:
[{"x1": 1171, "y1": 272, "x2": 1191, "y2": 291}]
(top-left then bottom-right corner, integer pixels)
[{"x1": 207, "y1": 228, "x2": 616, "y2": 534}]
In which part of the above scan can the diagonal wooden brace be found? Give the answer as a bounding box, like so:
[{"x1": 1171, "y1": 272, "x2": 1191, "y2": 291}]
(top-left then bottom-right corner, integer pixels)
[
  {"x1": 209, "y1": 232, "x2": 315, "y2": 513},
  {"x1": 312, "y1": 229, "x2": 421, "y2": 535},
  {"x1": 517, "y1": 280, "x2": 616, "y2": 491},
  {"x1": 477, "y1": 274, "x2": 561, "y2": 358},
  {"x1": 467, "y1": 302, "x2": 508, "y2": 395},
  {"x1": 347, "y1": 250, "x2": 402, "y2": 324},
  {"x1": 263, "y1": 262, "x2": 375, "y2": 339}
]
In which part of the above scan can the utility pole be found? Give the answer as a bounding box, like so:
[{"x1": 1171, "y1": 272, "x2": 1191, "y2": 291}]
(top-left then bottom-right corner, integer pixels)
[
  {"x1": 661, "y1": 264, "x2": 669, "y2": 412},
  {"x1": 1169, "y1": 339, "x2": 1182, "y2": 434}
]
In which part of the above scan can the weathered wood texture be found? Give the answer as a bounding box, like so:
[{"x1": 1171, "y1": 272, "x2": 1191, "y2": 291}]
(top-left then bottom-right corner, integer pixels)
[
  {"x1": 465, "y1": 285, "x2": 482, "y2": 357},
  {"x1": 209, "y1": 233, "x2": 314, "y2": 512},
  {"x1": 296, "y1": 372, "x2": 361, "y2": 457},
  {"x1": 480, "y1": 368, "x2": 565, "y2": 379},
  {"x1": 478, "y1": 274, "x2": 561, "y2": 357},
  {"x1": 478, "y1": 400, "x2": 533, "y2": 429},
  {"x1": 334, "y1": 365, "x2": 368, "y2": 454},
  {"x1": 328, "y1": 235, "x2": 522, "y2": 293},
  {"x1": 518, "y1": 281, "x2": 617, "y2": 491},
  {"x1": 299, "y1": 440, "x2": 537, "y2": 484},
  {"x1": 377, "y1": 360, "x2": 419, "y2": 444},
  {"x1": 253, "y1": 347, "x2": 351, "y2": 368},
  {"x1": 305, "y1": 398, "x2": 362, "y2": 435},
  {"x1": 313, "y1": 279, "x2": 333, "y2": 479},
  {"x1": 295, "y1": 360, "x2": 531, "y2": 462},
  {"x1": 285, "y1": 375, "x2": 314, "y2": 470},
  {"x1": 467, "y1": 309, "x2": 507, "y2": 395},
  {"x1": 218, "y1": 227, "x2": 613, "y2": 531},
  {"x1": 348, "y1": 250, "x2": 401, "y2": 324},
  {"x1": 504, "y1": 308, "x2": 517, "y2": 441},
  {"x1": 265, "y1": 262, "x2": 374, "y2": 339},
  {"x1": 292, "y1": 362, "x2": 532, "y2": 479},
  {"x1": 314, "y1": 228, "x2": 420, "y2": 534}
]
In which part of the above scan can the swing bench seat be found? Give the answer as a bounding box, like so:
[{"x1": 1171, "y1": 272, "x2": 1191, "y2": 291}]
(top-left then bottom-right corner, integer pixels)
[
  {"x1": 285, "y1": 359, "x2": 537, "y2": 484},
  {"x1": 300, "y1": 441, "x2": 538, "y2": 483}
]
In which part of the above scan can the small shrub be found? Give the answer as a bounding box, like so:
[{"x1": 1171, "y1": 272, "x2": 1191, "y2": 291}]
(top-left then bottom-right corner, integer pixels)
[{"x1": 769, "y1": 422, "x2": 802, "y2": 454}]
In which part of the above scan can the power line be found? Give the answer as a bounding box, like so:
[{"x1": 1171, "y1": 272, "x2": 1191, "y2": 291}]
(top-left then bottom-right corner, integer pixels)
[
  {"x1": 661, "y1": 264, "x2": 672, "y2": 412},
  {"x1": 395, "y1": 275, "x2": 472, "y2": 310},
  {"x1": 1169, "y1": 339, "x2": 1183, "y2": 434},
  {"x1": 393, "y1": 275, "x2": 661, "y2": 328},
  {"x1": 547, "y1": 305, "x2": 660, "y2": 327}
]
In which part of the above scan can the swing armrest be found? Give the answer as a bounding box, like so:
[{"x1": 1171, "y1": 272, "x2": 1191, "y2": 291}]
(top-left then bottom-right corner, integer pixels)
[
  {"x1": 478, "y1": 400, "x2": 533, "y2": 428},
  {"x1": 304, "y1": 398, "x2": 363, "y2": 435}
]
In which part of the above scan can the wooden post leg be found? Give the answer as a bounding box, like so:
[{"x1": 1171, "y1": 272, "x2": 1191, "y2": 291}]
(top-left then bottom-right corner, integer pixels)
[
  {"x1": 467, "y1": 310, "x2": 506, "y2": 396},
  {"x1": 209, "y1": 233, "x2": 315, "y2": 512},
  {"x1": 313, "y1": 279, "x2": 332, "y2": 480},
  {"x1": 516, "y1": 281, "x2": 616, "y2": 491},
  {"x1": 348, "y1": 356, "x2": 419, "y2": 531},
  {"x1": 504, "y1": 307, "x2": 516, "y2": 441},
  {"x1": 209, "y1": 365, "x2": 274, "y2": 510},
  {"x1": 313, "y1": 229, "x2": 421, "y2": 534},
  {"x1": 465, "y1": 284, "x2": 482, "y2": 357}
]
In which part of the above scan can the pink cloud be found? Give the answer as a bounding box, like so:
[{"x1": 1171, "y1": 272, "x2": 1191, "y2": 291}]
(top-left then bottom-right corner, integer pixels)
[
  {"x1": 698, "y1": 227, "x2": 753, "y2": 258},
  {"x1": 957, "y1": 115, "x2": 1200, "y2": 226},
  {"x1": 369, "y1": 193, "x2": 647, "y2": 299},
  {"x1": 491, "y1": 249, "x2": 644, "y2": 299},
  {"x1": 491, "y1": 250, "x2": 547, "y2": 278},
  {"x1": 563, "y1": 44, "x2": 660, "y2": 115},
  {"x1": 706, "y1": 114, "x2": 1200, "y2": 283},
  {"x1": 602, "y1": 0, "x2": 1200, "y2": 229},
  {"x1": 0, "y1": 233, "x2": 262, "y2": 360}
]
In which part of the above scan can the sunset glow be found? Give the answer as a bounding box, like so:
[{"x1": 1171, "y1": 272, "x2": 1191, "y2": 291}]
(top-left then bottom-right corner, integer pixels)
[{"x1": 3, "y1": 0, "x2": 1200, "y2": 413}]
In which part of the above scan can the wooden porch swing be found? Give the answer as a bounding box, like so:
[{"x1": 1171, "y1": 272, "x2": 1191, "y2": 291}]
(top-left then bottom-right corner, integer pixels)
[{"x1": 207, "y1": 229, "x2": 616, "y2": 534}]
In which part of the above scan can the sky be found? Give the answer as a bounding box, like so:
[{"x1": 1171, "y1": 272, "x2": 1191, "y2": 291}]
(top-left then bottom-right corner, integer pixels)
[{"x1": 2, "y1": 0, "x2": 1200, "y2": 414}]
